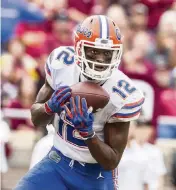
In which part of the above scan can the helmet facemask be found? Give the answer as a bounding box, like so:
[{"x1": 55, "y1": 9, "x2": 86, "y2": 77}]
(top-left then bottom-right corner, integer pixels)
[{"x1": 75, "y1": 39, "x2": 123, "y2": 81}]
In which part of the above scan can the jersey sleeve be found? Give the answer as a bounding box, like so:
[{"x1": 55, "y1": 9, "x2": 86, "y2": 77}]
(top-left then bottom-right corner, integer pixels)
[
  {"x1": 108, "y1": 91, "x2": 145, "y2": 123},
  {"x1": 45, "y1": 50, "x2": 55, "y2": 89},
  {"x1": 44, "y1": 46, "x2": 75, "y2": 90}
]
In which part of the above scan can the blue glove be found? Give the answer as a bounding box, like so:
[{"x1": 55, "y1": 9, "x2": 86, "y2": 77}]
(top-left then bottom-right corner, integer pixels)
[
  {"x1": 64, "y1": 96, "x2": 95, "y2": 140},
  {"x1": 45, "y1": 86, "x2": 71, "y2": 115}
]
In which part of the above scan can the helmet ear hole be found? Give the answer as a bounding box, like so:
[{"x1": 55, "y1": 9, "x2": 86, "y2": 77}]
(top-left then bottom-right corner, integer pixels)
[{"x1": 90, "y1": 19, "x2": 93, "y2": 24}]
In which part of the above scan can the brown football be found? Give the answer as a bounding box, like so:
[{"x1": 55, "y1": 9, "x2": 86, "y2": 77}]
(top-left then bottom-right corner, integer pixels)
[{"x1": 71, "y1": 82, "x2": 110, "y2": 112}]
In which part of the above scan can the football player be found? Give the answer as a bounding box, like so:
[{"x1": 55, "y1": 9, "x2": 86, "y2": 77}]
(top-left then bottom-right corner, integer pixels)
[{"x1": 14, "y1": 15, "x2": 145, "y2": 190}]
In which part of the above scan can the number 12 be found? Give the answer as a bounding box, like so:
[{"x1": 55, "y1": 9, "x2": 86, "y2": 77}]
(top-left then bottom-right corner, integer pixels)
[{"x1": 113, "y1": 80, "x2": 136, "y2": 99}]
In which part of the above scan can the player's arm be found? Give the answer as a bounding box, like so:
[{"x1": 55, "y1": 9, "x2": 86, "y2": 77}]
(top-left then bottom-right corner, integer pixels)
[
  {"x1": 31, "y1": 79, "x2": 71, "y2": 128},
  {"x1": 85, "y1": 121, "x2": 129, "y2": 170},
  {"x1": 31, "y1": 79, "x2": 54, "y2": 127},
  {"x1": 64, "y1": 96, "x2": 129, "y2": 170},
  {"x1": 86, "y1": 95, "x2": 144, "y2": 169},
  {"x1": 64, "y1": 93, "x2": 144, "y2": 170},
  {"x1": 31, "y1": 47, "x2": 72, "y2": 128}
]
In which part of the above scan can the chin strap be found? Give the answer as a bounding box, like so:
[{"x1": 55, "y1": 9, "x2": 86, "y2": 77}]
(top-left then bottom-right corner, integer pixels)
[{"x1": 79, "y1": 74, "x2": 107, "y2": 86}]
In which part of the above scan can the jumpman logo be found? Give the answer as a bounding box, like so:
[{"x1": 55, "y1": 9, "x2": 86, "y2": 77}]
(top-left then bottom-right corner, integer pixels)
[{"x1": 97, "y1": 172, "x2": 104, "y2": 179}]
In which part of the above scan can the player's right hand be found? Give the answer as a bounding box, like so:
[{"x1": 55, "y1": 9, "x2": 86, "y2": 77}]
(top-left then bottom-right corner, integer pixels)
[
  {"x1": 64, "y1": 96, "x2": 94, "y2": 140},
  {"x1": 44, "y1": 86, "x2": 71, "y2": 115}
]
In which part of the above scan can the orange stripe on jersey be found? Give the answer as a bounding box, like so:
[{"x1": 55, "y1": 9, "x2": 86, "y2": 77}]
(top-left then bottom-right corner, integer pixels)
[
  {"x1": 113, "y1": 108, "x2": 141, "y2": 119},
  {"x1": 123, "y1": 97, "x2": 145, "y2": 109},
  {"x1": 118, "y1": 111, "x2": 140, "y2": 118}
]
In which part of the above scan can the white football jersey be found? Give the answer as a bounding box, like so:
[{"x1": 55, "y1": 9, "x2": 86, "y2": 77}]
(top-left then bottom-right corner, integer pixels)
[{"x1": 45, "y1": 46, "x2": 145, "y2": 163}]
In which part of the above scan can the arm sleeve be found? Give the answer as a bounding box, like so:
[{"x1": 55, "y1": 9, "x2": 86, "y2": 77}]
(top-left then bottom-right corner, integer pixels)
[{"x1": 108, "y1": 93, "x2": 145, "y2": 123}]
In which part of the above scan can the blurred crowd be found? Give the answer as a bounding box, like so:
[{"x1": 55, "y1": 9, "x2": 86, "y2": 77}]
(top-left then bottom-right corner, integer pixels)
[{"x1": 1, "y1": 0, "x2": 176, "y2": 189}]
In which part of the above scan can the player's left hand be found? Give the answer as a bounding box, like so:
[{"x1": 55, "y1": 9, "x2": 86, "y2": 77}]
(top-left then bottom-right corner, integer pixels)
[{"x1": 64, "y1": 96, "x2": 95, "y2": 140}]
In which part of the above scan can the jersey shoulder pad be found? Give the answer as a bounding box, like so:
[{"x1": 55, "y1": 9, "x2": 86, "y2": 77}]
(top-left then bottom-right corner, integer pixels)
[{"x1": 108, "y1": 70, "x2": 145, "y2": 122}]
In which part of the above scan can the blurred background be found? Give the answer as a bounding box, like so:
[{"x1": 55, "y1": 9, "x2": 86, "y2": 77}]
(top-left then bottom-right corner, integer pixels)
[{"x1": 1, "y1": 0, "x2": 176, "y2": 190}]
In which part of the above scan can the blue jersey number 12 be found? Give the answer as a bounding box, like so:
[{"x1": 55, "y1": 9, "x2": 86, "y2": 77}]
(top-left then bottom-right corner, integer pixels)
[{"x1": 113, "y1": 80, "x2": 136, "y2": 99}]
